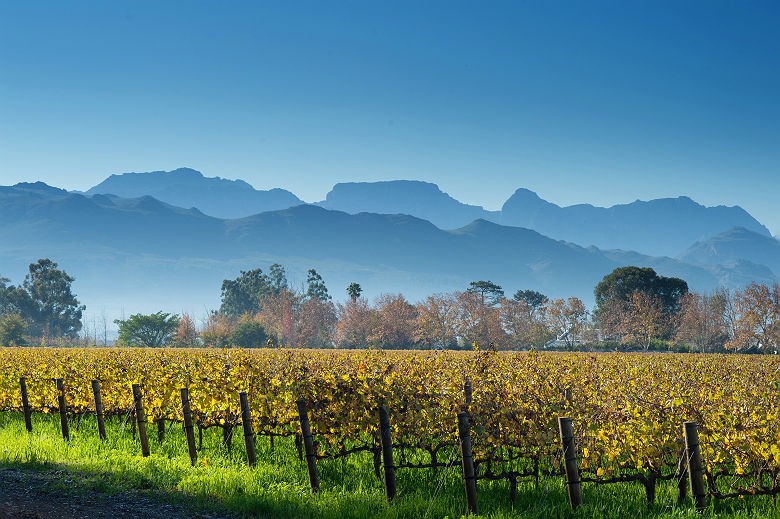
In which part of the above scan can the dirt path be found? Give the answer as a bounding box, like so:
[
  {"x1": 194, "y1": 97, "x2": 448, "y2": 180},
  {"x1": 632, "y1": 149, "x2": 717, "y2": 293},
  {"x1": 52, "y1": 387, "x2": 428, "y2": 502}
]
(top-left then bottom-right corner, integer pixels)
[{"x1": 0, "y1": 467, "x2": 232, "y2": 519}]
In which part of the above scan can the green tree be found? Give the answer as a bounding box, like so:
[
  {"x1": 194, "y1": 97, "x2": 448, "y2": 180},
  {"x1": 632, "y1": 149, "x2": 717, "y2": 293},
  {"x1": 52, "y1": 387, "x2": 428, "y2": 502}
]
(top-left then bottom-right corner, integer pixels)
[
  {"x1": 0, "y1": 277, "x2": 11, "y2": 315},
  {"x1": 114, "y1": 311, "x2": 180, "y2": 348},
  {"x1": 268, "y1": 263, "x2": 288, "y2": 294},
  {"x1": 306, "y1": 269, "x2": 331, "y2": 301},
  {"x1": 0, "y1": 313, "x2": 28, "y2": 347},
  {"x1": 230, "y1": 315, "x2": 268, "y2": 348},
  {"x1": 346, "y1": 282, "x2": 362, "y2": 302},
  {"x1": 595, "y1": 266, "x2": 688, "y2": 317},
  {"x1": 467, "y1": 281, "x2": 504, "y2": 306},
  {"x1": 513, "y1": 289, "x2": 548, "y2": 316},
  {"x1": 219, "y1": 268, "x2": 271, "y2": 316},
  {"x1": 14, "y1": 259, "x2": 86, "y2": 337}
]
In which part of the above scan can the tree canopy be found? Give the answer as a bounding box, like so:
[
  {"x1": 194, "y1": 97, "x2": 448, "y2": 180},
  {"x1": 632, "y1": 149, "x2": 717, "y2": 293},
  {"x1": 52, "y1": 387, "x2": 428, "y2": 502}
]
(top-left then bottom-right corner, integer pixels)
[
  {"x1": 114, "y1": 311, "x2": 180, "y2": 348},
  {"x1": 267, "y1": 263, "x2": 288, "y2": 294},
  {"x1": 347, "y1": 282, "x2": 362, "y2": 301},
  {"x1": 306, "y1": 269, "x2": 331, "y2": 302},
  {"x1": 595, "y1": 266, "x2": 688, "y2": 316},
  {"x1": 467, "y1": 281, "x2": 504, "y2": 306},
  {"x1": 230, "y1": 315, "x2": 268, "y2": 348},
  {"x1": 1, "y1": 259, "x2": 85, "y2": 337},
  {"x1": 0, "y1": 314, "x2": 27, "y2": 347},
  {"x1": 513, "y1": 289, "x2": 548, "y2": 315},
  {"x1": 219, "y1": 268, "x2": 271, "y2": 316}
]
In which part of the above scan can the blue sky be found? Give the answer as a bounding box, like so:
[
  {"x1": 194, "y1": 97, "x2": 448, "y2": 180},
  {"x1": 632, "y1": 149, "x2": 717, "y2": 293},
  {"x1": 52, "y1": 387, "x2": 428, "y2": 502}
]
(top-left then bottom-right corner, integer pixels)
[{"x1": 1, "y1": 1, "x2": 779, "y2": 234}]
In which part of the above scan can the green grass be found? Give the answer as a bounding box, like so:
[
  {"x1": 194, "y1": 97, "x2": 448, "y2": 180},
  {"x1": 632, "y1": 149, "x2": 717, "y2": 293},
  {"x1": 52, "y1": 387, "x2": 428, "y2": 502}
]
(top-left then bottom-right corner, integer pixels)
[{"x1": 0, "y1": 411, "x2": 777, "y2": 518}]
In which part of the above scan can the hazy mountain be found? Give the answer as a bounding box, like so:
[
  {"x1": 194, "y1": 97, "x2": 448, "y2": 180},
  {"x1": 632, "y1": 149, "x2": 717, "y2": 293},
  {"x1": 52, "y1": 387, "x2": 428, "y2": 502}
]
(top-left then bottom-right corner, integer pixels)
[
  {"x1": 1, "y1": 183, "x2": 775, "y2": 325},
  {"x1": 500, "y1": 189, "x2": 771, "y2": 256},
  {"x1": 317, "y1": 180, "x2": 497, "y2": 229},
  {"x1": 86, "y1": 167, "x2": 303, "y2": 219},
  {"x1": 317, "y1": 183, "x2": 769, "y2": 256},
  {"x1": 84, "y1": 170, "x2": 771, "y2": 258},
  {"x1": 678, "y1": 227, "x2": 780, "y2": 277}
]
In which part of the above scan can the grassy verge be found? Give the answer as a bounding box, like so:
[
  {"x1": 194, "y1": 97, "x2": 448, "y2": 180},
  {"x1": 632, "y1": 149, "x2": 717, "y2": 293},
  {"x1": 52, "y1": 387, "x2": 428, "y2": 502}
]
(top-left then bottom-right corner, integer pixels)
[{"x1": 0, "y1": 412, "x2": 776, "y2": 518}]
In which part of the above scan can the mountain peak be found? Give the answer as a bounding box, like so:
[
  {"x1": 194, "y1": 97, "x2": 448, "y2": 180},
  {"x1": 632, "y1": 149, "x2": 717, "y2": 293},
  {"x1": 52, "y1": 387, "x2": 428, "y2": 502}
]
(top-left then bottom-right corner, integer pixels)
[
  {"x1": 12, "y1": 181, "x2": 69, "y2": 196},
  {"x1": 318, "y1": 180, "x2": 494, "y2": 230},
  {"x1": 86, "y1": 168, "x2": 303, "y2": 219}
]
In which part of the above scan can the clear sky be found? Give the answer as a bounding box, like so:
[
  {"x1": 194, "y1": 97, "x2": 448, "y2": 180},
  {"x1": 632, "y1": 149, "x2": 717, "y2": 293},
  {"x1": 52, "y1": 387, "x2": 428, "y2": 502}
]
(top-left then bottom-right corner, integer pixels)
[{"x1": 1, "y1": 1, "x2": 778, "y2": 234}]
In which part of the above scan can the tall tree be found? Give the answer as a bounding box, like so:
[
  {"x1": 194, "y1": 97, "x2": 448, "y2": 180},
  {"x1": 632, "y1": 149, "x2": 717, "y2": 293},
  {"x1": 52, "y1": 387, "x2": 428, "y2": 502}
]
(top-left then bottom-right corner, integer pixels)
[
  {"x1": 0, "y1": 277, "x2": 11, "y2": 315},
  {"x1": 305, "y1": 269, "x2": 331, "y2": 301},
  {"x1": 267, "y1": 263, "x2": 288, "y2": 294},
  {"x1": 512, "y1": 289, "x2": 548, "y2": 318},
  {"x1": 17, "y1": 259, "x2": 86, "y2": 338},
  {"x1": 346, "y1": 282, "x2": 362, "y2": 302},
  {"x1": 297, "y1": 297, "x2": 337, "y2": 348},
  {"x1": 455, "y1": 291, "x2": 508, "y2": 349},
  {"x1": 335, "y1": 298, "x2": 377, "y2": 348},
  {"x1": 414, "y1": 293, "x2": 459, "y2": 349},
  {"x1": 255, "y1": 288, "x2": 301, "y2": 347},
  {"x1": 370, "y1": 294, "x2": 418, "y2": 348},
  {"x1": 724, "y1": 282, "x2": 779, "y2": 352},
  {"x1": 674, "y1": 291, "x2": 728, "y2": 353},
  {"x1": 114, "y1": 311, "x2": 180, "y2": 348},
  {"x1": 219, "y1": 268, "x2": 270, "y2": 316},
  {"x1": 498, "y1": 297, "x2": 534, "y2": 348},
  {"x1": 601, "y1": 290, "x2": 667, "y2": 350},
  {"x1": 467, "y1": 281, "x2": 504, "y2": 306}
]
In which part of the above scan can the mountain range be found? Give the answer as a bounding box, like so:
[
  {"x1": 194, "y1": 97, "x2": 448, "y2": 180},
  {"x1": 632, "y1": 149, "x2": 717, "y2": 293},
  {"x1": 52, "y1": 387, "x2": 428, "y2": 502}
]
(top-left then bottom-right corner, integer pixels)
[
  {"x1": 88, "y1": 169, "x2": 771, "y2": 257},
  {"x1": 1, "y1": 169, "x2": 777, "y2": 325}
]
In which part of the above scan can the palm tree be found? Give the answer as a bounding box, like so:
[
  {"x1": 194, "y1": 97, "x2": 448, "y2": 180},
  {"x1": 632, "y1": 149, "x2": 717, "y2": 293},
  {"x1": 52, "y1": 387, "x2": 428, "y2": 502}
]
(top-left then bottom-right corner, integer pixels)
[{"x1": 346, "y1": 282, "x2": 362, "y2": 302}]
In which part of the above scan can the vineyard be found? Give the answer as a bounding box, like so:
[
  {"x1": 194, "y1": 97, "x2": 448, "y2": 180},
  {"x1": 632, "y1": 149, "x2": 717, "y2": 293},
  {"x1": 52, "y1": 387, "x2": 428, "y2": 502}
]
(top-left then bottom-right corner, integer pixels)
[{"x1": 1, "y1": 347, "x2": 779, "y2": 517}]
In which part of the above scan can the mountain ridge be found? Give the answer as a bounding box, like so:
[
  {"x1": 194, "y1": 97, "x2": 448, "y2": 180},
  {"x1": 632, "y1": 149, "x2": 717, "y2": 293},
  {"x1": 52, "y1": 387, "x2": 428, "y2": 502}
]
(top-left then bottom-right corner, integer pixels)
[
  {"x1": 82, "y1": 168, "x2": 771, "y2": 258},
  {"x1": 86, "y1": 167, "x2": 304, "y2": 219}
]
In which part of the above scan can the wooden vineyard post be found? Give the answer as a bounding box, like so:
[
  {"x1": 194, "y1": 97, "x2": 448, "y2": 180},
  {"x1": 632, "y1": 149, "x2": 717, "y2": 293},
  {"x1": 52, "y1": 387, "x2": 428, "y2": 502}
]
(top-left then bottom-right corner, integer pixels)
[
  {"x1": 558, "y1": 417, "x2": 582, "y2": 510},
  {"x1": 684, "y1": 421, "x2": 707, "y2": 510},
  {"x1": 91, "y1": 380, "x2": 106, "y2": 440},
  {"x1": 157, "y1": 419, "x2": 166, "y2": 443},
  {"x1": 464, "y1": 378, "x2": 473, "y2": 407},
  {"x1": 296, "y1": 399, "x2": 320, "y2": 493},
  {"x1": 55, "y1": 378, "x2": 69, "y2": 442},
  {"x1": 378, "y1": 405, "x2": 396, "y2": 501},
  {"x1": 456, "y1": 412, "x2": 478, "y2": 515},
  {"x1": 180, "y1": 388, "x2": 198, "y2": 466},
  {"x1": 19, "y1": 377, "x2": 32, "y2": 432},
  {"x1": 132, "y1": 384, "x2": 150, "y2": 457},
  {"x1": 239, "y1": 392, "x2": 256, "y2": 467}
]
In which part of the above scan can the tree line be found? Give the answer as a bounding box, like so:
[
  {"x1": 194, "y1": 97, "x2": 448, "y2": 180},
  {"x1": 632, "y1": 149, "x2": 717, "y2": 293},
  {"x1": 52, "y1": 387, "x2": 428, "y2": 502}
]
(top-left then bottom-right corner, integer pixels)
[
  {"x1": 1, "y1": 259, "x2": 777, "y2": 353},
  {"x1": 120, "y1": 264, "x2": 778, "y2": 353}
]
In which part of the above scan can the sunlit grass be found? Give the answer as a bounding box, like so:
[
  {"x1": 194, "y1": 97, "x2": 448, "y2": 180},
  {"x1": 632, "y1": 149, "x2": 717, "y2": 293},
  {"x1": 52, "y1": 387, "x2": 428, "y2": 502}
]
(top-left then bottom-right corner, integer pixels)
[{"x1": 0, "y1": 411, "x2": 777, "y2": 518}]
